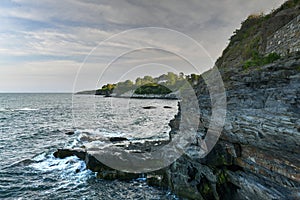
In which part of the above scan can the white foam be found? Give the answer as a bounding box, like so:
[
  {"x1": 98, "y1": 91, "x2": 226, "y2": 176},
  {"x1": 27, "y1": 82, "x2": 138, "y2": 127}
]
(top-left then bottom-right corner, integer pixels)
[
  {"x1": 77, "y1": 128, "x2": 126, "y2": 139},
  {"x1": 30, "y1": 154, "x2": 94, "y2": 181},
  {"x1": 16, "y1": 108, "x2": 39, "y2": 111},
  {"x1": 32, "y1": 152, "x2": 47, "y2": 162}
]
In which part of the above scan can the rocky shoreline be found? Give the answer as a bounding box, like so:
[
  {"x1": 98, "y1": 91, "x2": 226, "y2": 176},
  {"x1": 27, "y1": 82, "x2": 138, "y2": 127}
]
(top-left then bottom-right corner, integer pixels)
[
  {"x1": 75, "y1": 92, "x2": 179, "y2": 100},
  {"x1": 55, "y1": 2, "x2": 300, "y2": 199},
  {"x1": 53, "y1": 138, "x2": 171, "y2": 183}
]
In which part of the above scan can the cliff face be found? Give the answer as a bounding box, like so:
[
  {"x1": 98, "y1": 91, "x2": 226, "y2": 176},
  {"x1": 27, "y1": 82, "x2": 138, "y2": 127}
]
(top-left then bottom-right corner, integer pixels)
[
  {"x1": 167, "y1": 56, "x2": 300, "y2": 200},
  {"x1": 165, "y1": 1, "x2": 300, "y2": 199}
]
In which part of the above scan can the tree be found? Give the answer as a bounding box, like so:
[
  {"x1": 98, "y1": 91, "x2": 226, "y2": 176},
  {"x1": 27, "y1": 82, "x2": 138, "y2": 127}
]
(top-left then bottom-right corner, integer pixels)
[
  {"x1": 166, "y1": 72, "x2": 177, "y2": 86},
  {"x1": 142, "y1": 76, "x2": 154, "y2": 85},
  {"x1": 135, "y1": 77, "x2": 142, "y2": 86},
  {"x1": 124, "y1": 80, "x2": 134, "y2": 87},
  {"x1": 114, "y1": 80, "x2": 134, "y2": 95}
]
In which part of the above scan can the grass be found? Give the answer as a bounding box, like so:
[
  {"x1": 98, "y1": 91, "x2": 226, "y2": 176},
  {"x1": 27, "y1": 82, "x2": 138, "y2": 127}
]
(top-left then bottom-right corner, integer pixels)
[{"x1": 243, "y1": 52, "x2": 281, "y2": 69}]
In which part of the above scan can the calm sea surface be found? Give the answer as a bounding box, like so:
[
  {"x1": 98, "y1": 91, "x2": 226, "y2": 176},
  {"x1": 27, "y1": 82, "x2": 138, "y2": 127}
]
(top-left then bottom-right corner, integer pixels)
[{"x1": 0, "y1": 93, "x2": 179, "y2": 199}]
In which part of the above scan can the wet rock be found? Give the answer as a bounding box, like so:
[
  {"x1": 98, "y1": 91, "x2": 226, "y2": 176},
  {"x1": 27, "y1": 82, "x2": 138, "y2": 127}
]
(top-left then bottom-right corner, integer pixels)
[
  {"x1": 54, "y1": 148, "x2": 141, "y2": 181},
  {"x1": 53, "y1": 148, "x2": 86, "y2": 160},
  {"x1": 97, "y1": 170, "x2": 140, "y2": 181}
]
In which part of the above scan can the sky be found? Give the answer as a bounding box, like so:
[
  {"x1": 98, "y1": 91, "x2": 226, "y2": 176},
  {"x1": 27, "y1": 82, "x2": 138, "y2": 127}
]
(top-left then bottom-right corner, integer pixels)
[{"x1": 0, "y1": 0, "x2": 286, "y2": 92}]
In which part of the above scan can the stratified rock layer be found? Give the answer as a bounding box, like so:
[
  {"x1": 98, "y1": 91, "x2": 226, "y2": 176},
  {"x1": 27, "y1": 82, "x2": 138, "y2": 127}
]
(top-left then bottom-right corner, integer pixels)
[{"x1": 166, "y1": 55, "x2": 300, "y2": 200}]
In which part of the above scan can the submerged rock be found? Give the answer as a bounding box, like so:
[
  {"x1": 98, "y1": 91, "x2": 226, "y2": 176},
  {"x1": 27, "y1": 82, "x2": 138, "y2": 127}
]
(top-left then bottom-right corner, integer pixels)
[
  {"x1": 142, "y1": 106, "x2": 157, "y2": 109},
  {"x1": 109, "y1": 137, "x2": 128, "y2": 142},
  {"x1": 65, "y1": 131, "x2": 75, "y2": 135}
]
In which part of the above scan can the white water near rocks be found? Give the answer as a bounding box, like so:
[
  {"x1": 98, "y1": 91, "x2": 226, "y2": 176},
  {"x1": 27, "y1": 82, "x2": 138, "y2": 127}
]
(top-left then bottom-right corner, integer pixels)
[{"x1": 0, "y1": 93, "x2": 179, "y2": 199}]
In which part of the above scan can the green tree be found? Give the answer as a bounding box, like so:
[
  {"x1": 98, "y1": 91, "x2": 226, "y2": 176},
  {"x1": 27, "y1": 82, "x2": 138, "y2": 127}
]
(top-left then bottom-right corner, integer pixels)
[
  {"x1": 135, "y1": 77, "x2": 143, "y2": 86},
  {"x1": 142, "y1": 76, "x2": 154, "y2": 85},
  {"x1": 166, "y1": 72, "x2": 177, "y2": 86}
]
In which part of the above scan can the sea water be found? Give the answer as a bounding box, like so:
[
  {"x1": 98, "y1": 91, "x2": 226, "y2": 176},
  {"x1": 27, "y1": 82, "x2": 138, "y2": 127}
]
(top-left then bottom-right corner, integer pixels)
[{"x1": 0, "y1": 93, "x2": 179, "y2": 199}]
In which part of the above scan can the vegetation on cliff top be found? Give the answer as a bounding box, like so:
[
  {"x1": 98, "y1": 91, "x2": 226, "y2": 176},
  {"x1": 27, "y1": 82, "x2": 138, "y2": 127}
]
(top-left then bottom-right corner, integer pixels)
[{"x1": 216, "y1": 0, "x2": 300, "y2": 69}]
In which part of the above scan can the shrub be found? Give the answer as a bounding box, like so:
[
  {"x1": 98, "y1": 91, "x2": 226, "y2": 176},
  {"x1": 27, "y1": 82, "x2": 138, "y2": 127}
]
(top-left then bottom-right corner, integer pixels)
[{"x1": 134, "y1": 83, "x2": 172, "y2": 95}]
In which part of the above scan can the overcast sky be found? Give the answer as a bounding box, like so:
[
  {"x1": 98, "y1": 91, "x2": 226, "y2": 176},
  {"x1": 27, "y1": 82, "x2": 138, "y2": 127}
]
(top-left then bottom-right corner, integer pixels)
[{"x1": 0, "y1": 0, "x2": 286, "y2": 92}]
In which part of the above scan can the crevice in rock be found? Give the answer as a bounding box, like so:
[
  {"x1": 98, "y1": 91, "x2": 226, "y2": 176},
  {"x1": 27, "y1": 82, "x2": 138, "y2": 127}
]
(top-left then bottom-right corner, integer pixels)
[
  {"x1": 225, "y1": 164, "x2": 244, "y2": 172},
  {"x1": 197, "y1": 176, "x2": 215, "y2": 200},
  {"x1": 187, "y1": 166, "x2": 198, "y2": 182},
  {"x1": 233, "y1": 143, "x2": 242, "y2": 157}
]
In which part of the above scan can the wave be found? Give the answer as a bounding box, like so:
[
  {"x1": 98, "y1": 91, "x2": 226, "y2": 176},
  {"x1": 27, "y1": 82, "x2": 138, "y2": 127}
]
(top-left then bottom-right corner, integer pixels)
[
  {"x1": 76, "y1": 129, "x2": 126, "y2": 138},
  {"x1": 30, "y1": 153, "x2": 94, "y2": 181}
]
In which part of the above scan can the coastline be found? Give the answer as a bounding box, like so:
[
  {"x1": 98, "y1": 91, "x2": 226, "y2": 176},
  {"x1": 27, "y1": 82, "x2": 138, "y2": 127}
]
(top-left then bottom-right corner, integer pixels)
[{"x1": 74, "y1": 93, "x2": 180, "y2": 100}]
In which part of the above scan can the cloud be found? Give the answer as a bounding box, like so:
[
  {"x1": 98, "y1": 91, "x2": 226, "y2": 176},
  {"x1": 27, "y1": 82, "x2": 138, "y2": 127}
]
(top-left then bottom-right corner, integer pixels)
[{"x1": 0, "y1": 0, "x2": 286, "y2": 92}]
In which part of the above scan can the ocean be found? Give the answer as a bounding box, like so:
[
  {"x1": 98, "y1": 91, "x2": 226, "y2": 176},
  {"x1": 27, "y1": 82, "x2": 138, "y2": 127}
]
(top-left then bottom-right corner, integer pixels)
[{"x1": 0, "y1": 93, "x2": 179, "y2": 199}]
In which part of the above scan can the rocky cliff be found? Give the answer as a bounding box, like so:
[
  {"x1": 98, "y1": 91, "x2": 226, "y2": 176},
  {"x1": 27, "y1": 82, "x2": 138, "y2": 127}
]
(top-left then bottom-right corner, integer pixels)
[
  {"x1": 164, "y1": 1, "x2": 300, "y2": 199},
  {"x1": 166, "y1": 55, "x2": 300, "y2": 200}
]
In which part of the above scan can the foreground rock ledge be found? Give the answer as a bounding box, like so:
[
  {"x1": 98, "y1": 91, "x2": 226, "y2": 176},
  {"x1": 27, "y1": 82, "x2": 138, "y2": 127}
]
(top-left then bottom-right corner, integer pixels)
[{"x1": 53, "y1": 146, "x2": 168, "y2": 184}]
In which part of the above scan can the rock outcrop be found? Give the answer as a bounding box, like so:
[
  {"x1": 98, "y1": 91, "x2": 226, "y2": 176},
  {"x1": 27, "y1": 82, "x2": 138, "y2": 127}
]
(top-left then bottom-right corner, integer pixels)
[
  {"x1": 165, "y1": 55, "x2": 300, "y2": 200},
  {"x1": 163, "y1": 1, "x2": 300, "y2": 199}
]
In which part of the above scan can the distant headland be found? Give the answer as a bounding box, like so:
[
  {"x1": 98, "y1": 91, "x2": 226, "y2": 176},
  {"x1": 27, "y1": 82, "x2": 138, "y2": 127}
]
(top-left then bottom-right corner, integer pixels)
[{"x1": 76, "y1": 72, "x2": 201, "y2": 99}]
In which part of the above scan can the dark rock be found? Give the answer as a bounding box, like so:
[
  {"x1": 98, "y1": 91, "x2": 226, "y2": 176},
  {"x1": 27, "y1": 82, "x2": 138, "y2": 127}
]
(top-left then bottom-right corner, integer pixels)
[
  {"x1": 53, "y1": 148, "x2": 86, "y2": 160},
  {"x1": 97, "y1": 170, "x2": 140, "y2": 181},
  {"x1": 163, "y1": 106, "x2": 172, "y2": 109},
  {"x1": 85, "y1": 153, "x2": 108, "y2": 172},
  {"x1": 65, "y1": 131, "x2": 75, "y2": 135},
  {"x1": 146, "y1": 175, "x2": 163, "y2": 187},
  {"x1": 54, "y1": 148, "x2": 142, "y2": 181},
  {"x1": 142, "y1": 106, "x2": 157, "y2": 109},
  {"x1": 109, "y1": 137, "x2": 128, "y2": 142}
]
